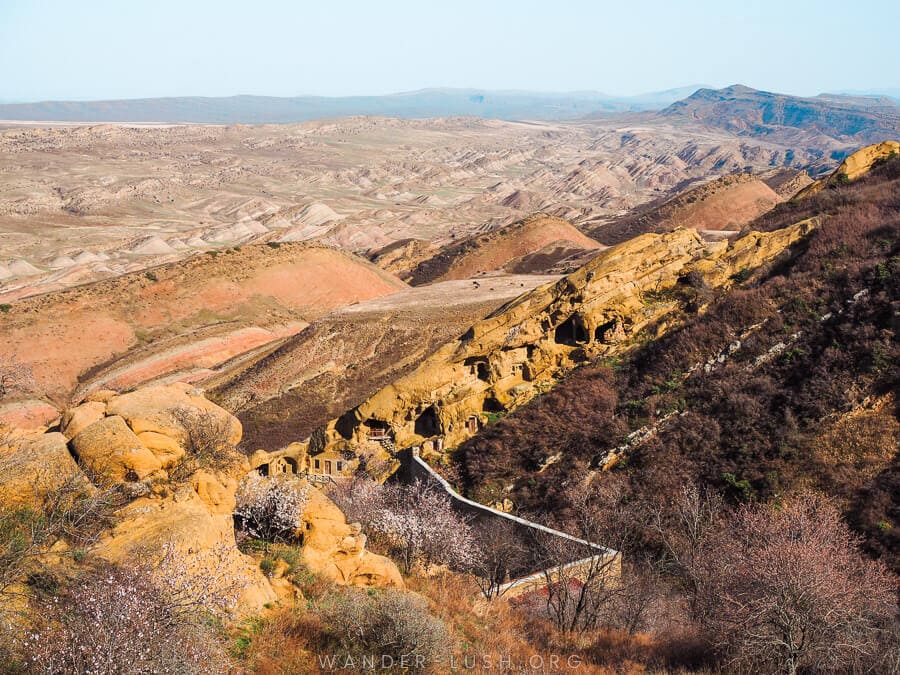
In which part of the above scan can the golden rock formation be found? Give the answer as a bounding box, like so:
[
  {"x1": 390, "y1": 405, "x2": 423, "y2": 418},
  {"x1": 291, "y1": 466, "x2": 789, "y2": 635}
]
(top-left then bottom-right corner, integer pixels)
[
  {"x1": 794, "y1": 140, "x2": 899, "y2": 198},
  {"x1": 256, "y1": 219, "x2": 814, "y2": 474},
  {"x1": 2, "y1": 382, "x2": 402, "y2": 616}
]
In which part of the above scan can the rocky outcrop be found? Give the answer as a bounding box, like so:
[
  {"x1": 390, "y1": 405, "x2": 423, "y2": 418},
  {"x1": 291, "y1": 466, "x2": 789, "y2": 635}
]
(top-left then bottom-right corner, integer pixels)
[
  {"x1": 299, "y1": 484, "x2": 404, "y2": 589},
  {"x1": 0, "y1": 429, "x2": 85, "y2": 508},
  {"x1": 63, "y1": 382, "x2": 239, "y2": 482},
  {"x1": 275, "y1": 220, "x2": 813, "y2": 469},
  {"x1": 2, "y1": 381, "x2": 402, "y2": 617},
  {"x1": 834, "y1": 141, "x2": 900, "y2": 181},
  {"x1": 794, "y1": 140, "x2": 899, "y2": 198},
  {"x1": 71, "y1": 415, "x2": 163, "y2": 482}
]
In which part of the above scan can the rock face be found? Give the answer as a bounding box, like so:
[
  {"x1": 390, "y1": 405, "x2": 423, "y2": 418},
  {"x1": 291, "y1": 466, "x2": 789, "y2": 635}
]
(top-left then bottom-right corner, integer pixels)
[
  {"x1": 299, "y1": 484, "x2": 404, "y2": 589},
  {"x1": 834, "y1": 140, "x2": 900, "y2": 181},
  {"x1": 64, "y1": 382, "x2": 238, "y2": 483},
  {"x1": 0, "y1": 429, "x2": 85, "y2": 507},
  {"x1": 263, "y1": 220, "x2": 813, "y2": 470},
  {"x1": 794, "y1": 140, "x2": 899, "y2": 198},
  {"x1": 2, "y1": 381, "x2": 402, "y2": 617},
  {"x1": 71, "y1": 415, "x2": 163, "y2": 481}
]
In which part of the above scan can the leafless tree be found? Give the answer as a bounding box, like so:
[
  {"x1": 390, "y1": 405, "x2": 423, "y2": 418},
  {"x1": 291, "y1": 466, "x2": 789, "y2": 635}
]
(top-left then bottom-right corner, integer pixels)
[
  {"x1": 650, "y1": 483, "x2": 724, "y2": 616},
  {"x1": 694, "y1": 492, "x2": 897, "y2": 675},
  {"x1": 470, "y1": 518, "x2": 531, "y2": 599},
  {"x1": 535, "y1": 534, "x2": 621, "y2": 638}
]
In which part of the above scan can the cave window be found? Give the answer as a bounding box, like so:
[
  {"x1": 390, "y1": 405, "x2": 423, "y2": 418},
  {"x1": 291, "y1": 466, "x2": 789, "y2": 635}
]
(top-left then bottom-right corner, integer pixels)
[
  {"x1": 414, "y1": 405, "x2": 441, "y2": 437},
  {"x1": 314, "y1": 459, "x2": 321, "y2": 471},
  {"x1": 336, "y1": 461, "x2": 343, "y2": 473},
  {"x1": 257, "y1": 464, "x2": 270, "y2": 476},
  {"x1": 483, "y1": 397, "x2": 504, "y2": 413},
  {"x1": 554, "y1": 314, "x2": 587, "y2": 346},
  {"x1": 594, "y1": 319, "x2": 618, "y2": 343},
  {"x1": 465, "y1": 357, "x2": 490, "y2": 382},
  {"x1": 283, "y1": 457, "x2": 297, "y2": 474},
  {"x1": 466, "y1": 415, "x2": 479, "y2": 434},
  {"x1": 364, "y1": 419, "x2": 392, "y2": 440}
]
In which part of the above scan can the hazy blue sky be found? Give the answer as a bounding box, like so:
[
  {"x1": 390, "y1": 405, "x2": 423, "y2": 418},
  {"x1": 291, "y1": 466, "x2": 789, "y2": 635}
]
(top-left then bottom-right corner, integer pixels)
[{"x1": 1, "y1": 0, "x2": 898, "y2": 102}]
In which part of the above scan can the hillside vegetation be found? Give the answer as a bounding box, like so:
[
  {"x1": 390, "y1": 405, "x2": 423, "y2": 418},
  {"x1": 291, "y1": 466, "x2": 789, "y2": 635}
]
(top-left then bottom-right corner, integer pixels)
[{"x1": 453, "y1": 153, "x2": 900, "y2": 571}]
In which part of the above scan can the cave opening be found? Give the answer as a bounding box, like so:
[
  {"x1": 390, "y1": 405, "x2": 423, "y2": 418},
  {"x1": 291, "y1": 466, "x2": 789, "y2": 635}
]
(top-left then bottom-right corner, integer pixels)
[
  {"x1": 554, "y1": 314, "x2": 587, "y2": 346},
  {"x1": 414, "y1": 405, "x2": 441, "y2": 437},
  {"x1": 594, "y1": 319, "x2": 618, "y2": 343}
]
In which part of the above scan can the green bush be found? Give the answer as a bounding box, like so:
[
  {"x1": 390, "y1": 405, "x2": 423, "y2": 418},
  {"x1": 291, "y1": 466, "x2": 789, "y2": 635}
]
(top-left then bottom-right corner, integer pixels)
[{"x1": 0, "y1": 304, "x2": 11, "y2": 313}]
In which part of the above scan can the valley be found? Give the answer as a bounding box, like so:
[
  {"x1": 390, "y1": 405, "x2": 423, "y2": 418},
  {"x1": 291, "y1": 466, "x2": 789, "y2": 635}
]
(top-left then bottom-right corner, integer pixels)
[{"x1": 0, "y1": 82, "x2": 897, "y2": 673}]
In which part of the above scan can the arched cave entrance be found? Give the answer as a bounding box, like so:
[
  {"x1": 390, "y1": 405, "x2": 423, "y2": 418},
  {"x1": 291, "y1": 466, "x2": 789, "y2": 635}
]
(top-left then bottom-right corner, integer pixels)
[
  {"x1": 594, "y1": 318, "x2": 619, "y2": 343},
  {"x1": 554, "y1": 314, "x2": 588, "y2": 346},
  {"x1": 483, "y1": 397, "x2": 504, "y2": 413},
  {"x1": 414, "y1": 405, "x2": 441, "y2": 437},
  {"x1": 464, "y1": 357, "x2": 491, "y2": 382}
]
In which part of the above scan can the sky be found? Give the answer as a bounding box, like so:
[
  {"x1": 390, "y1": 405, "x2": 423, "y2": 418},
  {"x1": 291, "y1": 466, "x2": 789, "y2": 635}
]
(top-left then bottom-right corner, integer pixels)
[{"x1": 1, "y1": 0, "x2": 898, "y2": 102}]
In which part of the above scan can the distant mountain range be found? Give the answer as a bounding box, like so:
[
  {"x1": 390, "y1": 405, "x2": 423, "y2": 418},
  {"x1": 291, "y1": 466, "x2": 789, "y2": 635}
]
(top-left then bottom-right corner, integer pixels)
[
  {"x1": 0, "y1": 86, "x2": 707, "y2": 123},
  {"x1": 658, "y1": 85, "x2": 900, "y2": 144},
  {"x1": 0, "y1": 86, "x2": 898, "y2": 142}
]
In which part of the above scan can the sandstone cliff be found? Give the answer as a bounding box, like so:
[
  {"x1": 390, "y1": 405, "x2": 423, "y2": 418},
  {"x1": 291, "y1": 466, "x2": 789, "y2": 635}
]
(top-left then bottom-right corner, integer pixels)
[
  {"x1": 794, "y1": 140, "x2": 900, "y2": 198},
  {"x1": 256, "y1": 219, "x2": 814, "y2": 475}
]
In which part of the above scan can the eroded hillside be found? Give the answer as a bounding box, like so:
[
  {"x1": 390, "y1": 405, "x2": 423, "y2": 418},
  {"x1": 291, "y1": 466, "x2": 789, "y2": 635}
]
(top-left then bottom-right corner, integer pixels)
[
  {"x1": 452, "y1": 149, "x2": 900, "y2": 571},
  {"x1": 0, "y1": 243, "x2": 406, "y2": 424},
  {"x1": 252, "y1": 213, "x2": 814, "y2": 478}
]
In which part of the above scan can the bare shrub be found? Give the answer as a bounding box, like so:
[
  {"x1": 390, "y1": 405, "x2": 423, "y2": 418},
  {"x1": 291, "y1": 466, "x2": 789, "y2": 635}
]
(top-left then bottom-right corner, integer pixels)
[
  {"x1": 0, "y1": 357, "x2": 34, "y2": 400},
  {"x1": 0, "y1": 470, "x2": 120, "y2": 607},
  {"x1": 470, "y1": 518, "x2": 530, "y2": 599},
  {"x1": 695, "y1": 492, "x2": 898, "y2": 674},
  {"x1": 234, "y1": 472, "x2": 307, "y2": 542},
  {"x1": 19, "y1": 563, "x2": 231, "y2": 674},
  {"x1": 169, "y1": 406, "x2": 237, "y2": 481},
  {"x1": 651, "y1": 483, "x2": 724, "y2": 617},
  {"x1": 319, "y1": 588, "x2": 449, "y2": 672},
  {"x1": 534, "y1": 534, "x2": 622, "y2": 638}
]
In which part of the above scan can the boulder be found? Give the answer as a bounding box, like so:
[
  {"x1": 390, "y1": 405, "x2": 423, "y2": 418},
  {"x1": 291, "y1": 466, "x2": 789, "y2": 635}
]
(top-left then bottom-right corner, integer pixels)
[
  {"x1": 0, "y1": 430, "x2": 86, "y2": 508},
  {"x1": 105, "y1": 382, "x2": 241, "y2": 446},
  {"x1": 136, "y1": 431, "x2": 185, "y2": 468},
  {"x1": 299, "y1": 484, "x2": 403, "y2": 589},
  {"x1": 95, "y1": 489, "x2": 277, "y2": 615},
  {"x1": 61, "y1": 401, "x2": 107, "y2": 440},
  {"x1": 84, "y1": 389, "x2": 119, "y2": 403},
  {"x1": 191, "y1": 469, "x2": 241, "y2": 515},
  {"x1": 70, "y1": 415, "x2": 162, "y2": 482}
]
